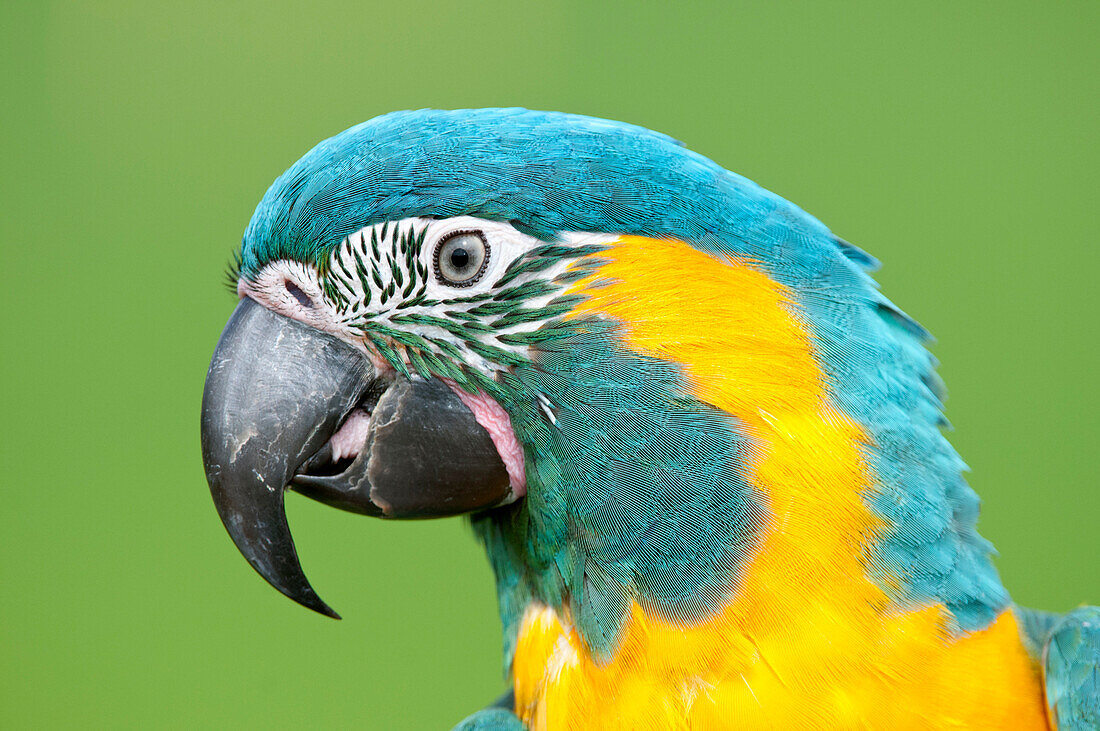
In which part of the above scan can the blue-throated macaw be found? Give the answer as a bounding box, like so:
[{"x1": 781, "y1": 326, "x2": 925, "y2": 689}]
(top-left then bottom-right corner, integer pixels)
[{"x1": 200, "y1": 108, "x2": 1098, "y2": 730}]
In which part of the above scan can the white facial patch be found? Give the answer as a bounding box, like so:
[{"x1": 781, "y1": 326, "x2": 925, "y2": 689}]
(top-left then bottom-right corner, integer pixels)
[{"x1": 242, "y1": 217, "x2": 615, "y2": 374}]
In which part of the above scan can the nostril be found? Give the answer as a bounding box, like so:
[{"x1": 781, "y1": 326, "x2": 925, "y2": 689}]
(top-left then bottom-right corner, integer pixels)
[{"x1": 284, "y1": 280, "x2": 313, "y2": 309}]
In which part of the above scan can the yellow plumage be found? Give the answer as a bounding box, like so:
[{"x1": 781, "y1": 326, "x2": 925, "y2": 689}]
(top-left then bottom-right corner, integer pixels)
[{"x1": 511, "y1": 237, "x2": 1050, "y2": 730}]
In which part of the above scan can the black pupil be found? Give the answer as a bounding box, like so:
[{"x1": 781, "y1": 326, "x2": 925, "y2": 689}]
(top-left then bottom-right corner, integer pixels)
[{"x1": 449, "y1": 247, "x2": 470, "y2": 269}]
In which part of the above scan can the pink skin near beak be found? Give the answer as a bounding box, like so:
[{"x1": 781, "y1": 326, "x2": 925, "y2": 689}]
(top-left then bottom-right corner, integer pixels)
[{"x1": 441, "y1": 380, "x2": 527, "y2": 497}]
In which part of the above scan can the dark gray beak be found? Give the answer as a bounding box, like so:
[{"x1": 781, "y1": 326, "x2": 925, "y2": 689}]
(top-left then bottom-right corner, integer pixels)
[{"x1": 200, "y1": 298, "x2": 510, "y2": 617}]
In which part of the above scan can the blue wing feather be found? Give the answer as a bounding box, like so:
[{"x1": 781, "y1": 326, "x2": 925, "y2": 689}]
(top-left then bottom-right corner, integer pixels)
[
  {"x1": 1045, "y1": 606, "x2": 1100, "y2": 730},
  {"x1": 1017, "y1": 605, "x2": 1100, "y2": 730}
]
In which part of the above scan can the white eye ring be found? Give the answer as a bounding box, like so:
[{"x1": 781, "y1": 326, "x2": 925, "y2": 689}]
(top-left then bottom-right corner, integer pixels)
[{"x1": 434, "y1": 230, "x2": 489, "y2": 287}]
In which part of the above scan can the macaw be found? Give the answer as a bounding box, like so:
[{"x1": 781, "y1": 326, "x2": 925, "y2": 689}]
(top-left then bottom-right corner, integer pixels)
[{"x1": 200, "y1": 108, "x2": 1098, "y2": 730}]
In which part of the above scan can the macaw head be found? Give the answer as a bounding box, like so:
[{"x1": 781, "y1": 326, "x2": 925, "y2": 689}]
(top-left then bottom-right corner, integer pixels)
[{"x1": 202, "y1": 109, "x2": 1004, "y2": 651}]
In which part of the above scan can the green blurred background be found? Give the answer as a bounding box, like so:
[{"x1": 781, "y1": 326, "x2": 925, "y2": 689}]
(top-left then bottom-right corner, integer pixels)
[{"x1": 2, "y1": 1, "x2": 1097, "y2": 727}]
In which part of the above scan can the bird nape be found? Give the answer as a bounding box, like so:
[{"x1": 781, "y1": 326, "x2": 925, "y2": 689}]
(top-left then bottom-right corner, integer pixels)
[{"x1": 200, "y1": 108, "x2": 1098, "y2": 731}]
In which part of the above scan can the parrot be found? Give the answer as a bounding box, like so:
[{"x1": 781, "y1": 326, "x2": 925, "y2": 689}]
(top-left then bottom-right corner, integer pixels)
[{"x1": 199, "y1": 108, "x2": 1098, "y2": 730}]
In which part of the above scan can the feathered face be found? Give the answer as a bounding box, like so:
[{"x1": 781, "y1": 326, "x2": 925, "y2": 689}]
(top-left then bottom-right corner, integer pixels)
[
  {"x1": 234, "y1": 215, "x2": 614, "y2": 502},
  {"x1": 202, "y1": 207, "x2": 633, "y2": 615}
]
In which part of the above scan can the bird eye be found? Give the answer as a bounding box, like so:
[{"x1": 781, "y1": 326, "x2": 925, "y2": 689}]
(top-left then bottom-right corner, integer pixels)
[{"x1": 434, "y1": 231, "x2": 489, "y2": 287}]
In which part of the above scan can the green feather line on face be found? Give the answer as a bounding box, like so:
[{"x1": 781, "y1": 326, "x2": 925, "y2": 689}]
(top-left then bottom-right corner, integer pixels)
[{"x1": 320, "y1": 224, "x2": 429, "y2": 310}]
